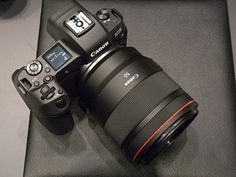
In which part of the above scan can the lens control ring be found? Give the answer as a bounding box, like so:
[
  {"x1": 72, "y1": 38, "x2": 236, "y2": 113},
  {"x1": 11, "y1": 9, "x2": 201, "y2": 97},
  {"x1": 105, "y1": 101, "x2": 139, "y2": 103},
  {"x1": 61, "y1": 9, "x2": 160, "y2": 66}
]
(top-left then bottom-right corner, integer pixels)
[{"x1": 123, "y1": 95, "x2": 198, "y2": 163}]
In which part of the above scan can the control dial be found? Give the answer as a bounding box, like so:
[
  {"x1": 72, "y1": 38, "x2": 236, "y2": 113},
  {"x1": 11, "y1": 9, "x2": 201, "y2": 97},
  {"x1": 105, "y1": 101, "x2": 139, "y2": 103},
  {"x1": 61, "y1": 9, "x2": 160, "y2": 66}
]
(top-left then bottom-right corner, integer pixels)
[
  {"x1": 96, "y1": 9, "x2": 110, "y2": 20},
  {"x1": 26, "y1": 60, "x2": 42, "y2": 76}
]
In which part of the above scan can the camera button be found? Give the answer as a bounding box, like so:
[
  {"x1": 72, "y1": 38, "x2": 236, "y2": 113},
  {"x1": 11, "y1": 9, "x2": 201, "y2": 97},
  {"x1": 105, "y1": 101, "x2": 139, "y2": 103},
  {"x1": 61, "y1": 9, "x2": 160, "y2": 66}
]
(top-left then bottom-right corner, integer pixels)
[
  {"x1": 26, "y1": 60, "x2": 42, "y2": 76},
  {"x1": 30, "y1": 63, "x2": 38, "y2": 71},
  {"x1": 43, "y1": 75, "x2": 53, "y2": 83},
  {"x1": 33, "y1": 81, "x2": 40, "y2": 87},
  {"x1": 46, "y1": 92, "x2": 55, "y2": 100},
  {"x1": 56, "y1": 98, "x2": 67, "y2": 109},
  {"x1": 40, "y1": 86, "x2": 56, "y2": 100},
  {"x1": 45, "y1": 67, "x2": 51, "y2": 73},
  {"x1": 58, "y1": 89, "x2": 63, "y2": 94},
  {"x1": 96, "y1": 9, "x2": 110, "y2": 20},
  {"x1": 40, "y1": 85, "x2": 50, "y2": 94}
]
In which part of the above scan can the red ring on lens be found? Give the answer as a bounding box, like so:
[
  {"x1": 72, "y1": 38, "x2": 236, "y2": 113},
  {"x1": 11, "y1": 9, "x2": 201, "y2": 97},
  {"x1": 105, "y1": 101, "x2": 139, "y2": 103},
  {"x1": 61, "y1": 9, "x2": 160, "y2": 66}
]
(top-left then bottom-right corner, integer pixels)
[{"x1": 132, "y1": 100, "x2": 194, "y2": 161}]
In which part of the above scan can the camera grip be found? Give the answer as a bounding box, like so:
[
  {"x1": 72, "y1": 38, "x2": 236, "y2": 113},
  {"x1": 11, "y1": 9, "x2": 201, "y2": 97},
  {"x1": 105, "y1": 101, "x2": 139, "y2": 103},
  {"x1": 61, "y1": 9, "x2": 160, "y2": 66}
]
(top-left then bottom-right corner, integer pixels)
[{"x1": 12, "y1": 66, "x2": 74, "y2": 135}]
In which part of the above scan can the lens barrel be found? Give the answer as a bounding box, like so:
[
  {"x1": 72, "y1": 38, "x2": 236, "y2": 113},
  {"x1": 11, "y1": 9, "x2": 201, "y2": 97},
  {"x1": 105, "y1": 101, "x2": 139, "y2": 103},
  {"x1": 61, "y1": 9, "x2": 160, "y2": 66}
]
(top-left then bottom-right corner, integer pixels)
[{"x1": 78, "y1": 47, "x2": 198, "y2": 163}]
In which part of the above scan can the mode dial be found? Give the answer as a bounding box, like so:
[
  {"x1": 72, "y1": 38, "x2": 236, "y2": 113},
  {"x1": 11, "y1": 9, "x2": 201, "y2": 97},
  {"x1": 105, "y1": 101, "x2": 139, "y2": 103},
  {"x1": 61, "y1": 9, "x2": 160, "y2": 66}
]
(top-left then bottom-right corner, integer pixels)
[{"x1": 96, "y1": 9, "x2": 110, "y2": 20}]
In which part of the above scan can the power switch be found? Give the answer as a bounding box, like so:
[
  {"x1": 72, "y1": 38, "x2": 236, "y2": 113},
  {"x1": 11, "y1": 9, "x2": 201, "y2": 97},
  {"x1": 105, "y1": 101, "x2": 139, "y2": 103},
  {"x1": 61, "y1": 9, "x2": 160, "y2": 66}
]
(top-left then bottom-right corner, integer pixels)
[{"x1": 96, "y1": 9, "x2": 110, "y2": 20}]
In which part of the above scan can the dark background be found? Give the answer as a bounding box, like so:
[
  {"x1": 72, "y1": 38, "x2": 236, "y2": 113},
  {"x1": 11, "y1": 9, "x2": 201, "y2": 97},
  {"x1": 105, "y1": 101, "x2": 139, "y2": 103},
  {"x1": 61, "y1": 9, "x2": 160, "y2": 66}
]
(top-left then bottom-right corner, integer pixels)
[{"x1": 24, "y1": 0, "x2": 236, "y2": 176}]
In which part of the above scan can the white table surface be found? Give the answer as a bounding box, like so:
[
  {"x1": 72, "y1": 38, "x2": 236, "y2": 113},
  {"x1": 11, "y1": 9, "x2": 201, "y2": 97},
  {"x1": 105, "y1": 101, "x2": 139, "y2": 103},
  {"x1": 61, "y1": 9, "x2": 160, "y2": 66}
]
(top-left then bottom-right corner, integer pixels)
[{"x1": 0, "y1": 1, "x2": 42, "y2": 176}]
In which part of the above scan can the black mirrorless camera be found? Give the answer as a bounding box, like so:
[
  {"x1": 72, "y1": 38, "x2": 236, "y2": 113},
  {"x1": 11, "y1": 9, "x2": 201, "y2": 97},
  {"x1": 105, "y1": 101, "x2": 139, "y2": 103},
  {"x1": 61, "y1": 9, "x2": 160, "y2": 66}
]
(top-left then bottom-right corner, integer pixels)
[{"x1": 12, "y1": 1, "x2": 199, "y2": 164}]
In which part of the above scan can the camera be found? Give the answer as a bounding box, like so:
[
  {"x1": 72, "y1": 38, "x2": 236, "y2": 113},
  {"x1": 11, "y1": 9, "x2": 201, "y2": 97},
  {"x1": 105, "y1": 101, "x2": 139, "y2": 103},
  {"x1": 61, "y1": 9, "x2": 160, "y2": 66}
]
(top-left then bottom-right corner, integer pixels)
[{"x1": 12, "y1": 1, "x2": 198, "y2": 164}]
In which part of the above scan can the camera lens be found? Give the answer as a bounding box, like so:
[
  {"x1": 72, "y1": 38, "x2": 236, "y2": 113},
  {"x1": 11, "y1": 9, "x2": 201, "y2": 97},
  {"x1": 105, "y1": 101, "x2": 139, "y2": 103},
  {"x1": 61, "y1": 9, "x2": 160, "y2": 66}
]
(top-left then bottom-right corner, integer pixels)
[{"x1": 78, "y1": 47, "x2": 198, "y2": 163}]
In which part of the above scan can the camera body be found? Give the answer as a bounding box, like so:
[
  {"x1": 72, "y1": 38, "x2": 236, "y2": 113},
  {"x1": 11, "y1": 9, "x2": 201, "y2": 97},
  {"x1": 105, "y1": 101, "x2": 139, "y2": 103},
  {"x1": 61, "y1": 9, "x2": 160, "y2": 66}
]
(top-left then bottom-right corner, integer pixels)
[
  {"x1": 12, "y1": 2, "x2": 127, "y2": 135},
  {"x1": 12, "y1": 1, "x2": 198, "y2": 164}
]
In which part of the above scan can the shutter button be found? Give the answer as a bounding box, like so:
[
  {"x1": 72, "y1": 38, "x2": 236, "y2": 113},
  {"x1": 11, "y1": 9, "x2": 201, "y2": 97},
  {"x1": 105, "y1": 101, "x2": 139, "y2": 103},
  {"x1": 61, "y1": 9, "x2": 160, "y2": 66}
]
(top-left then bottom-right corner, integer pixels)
[{"x1": 26, "y1": 60, "x2": 42, "y2": 75}]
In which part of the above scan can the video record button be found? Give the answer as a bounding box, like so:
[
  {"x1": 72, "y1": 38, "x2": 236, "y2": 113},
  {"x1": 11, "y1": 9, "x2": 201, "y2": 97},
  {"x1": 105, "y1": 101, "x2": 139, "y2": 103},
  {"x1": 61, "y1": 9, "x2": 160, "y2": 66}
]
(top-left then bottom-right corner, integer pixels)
[{"x1": 43, "y1": 75, "x2": 53, "y2": 83}]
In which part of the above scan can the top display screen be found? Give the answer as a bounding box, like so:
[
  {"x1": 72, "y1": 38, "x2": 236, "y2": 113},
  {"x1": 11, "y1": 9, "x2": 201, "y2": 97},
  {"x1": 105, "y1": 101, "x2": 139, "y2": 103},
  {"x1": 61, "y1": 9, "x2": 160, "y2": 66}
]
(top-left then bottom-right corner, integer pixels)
[{"x1": 42, "y1": 43, "x2": 72, "y2": 71}]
